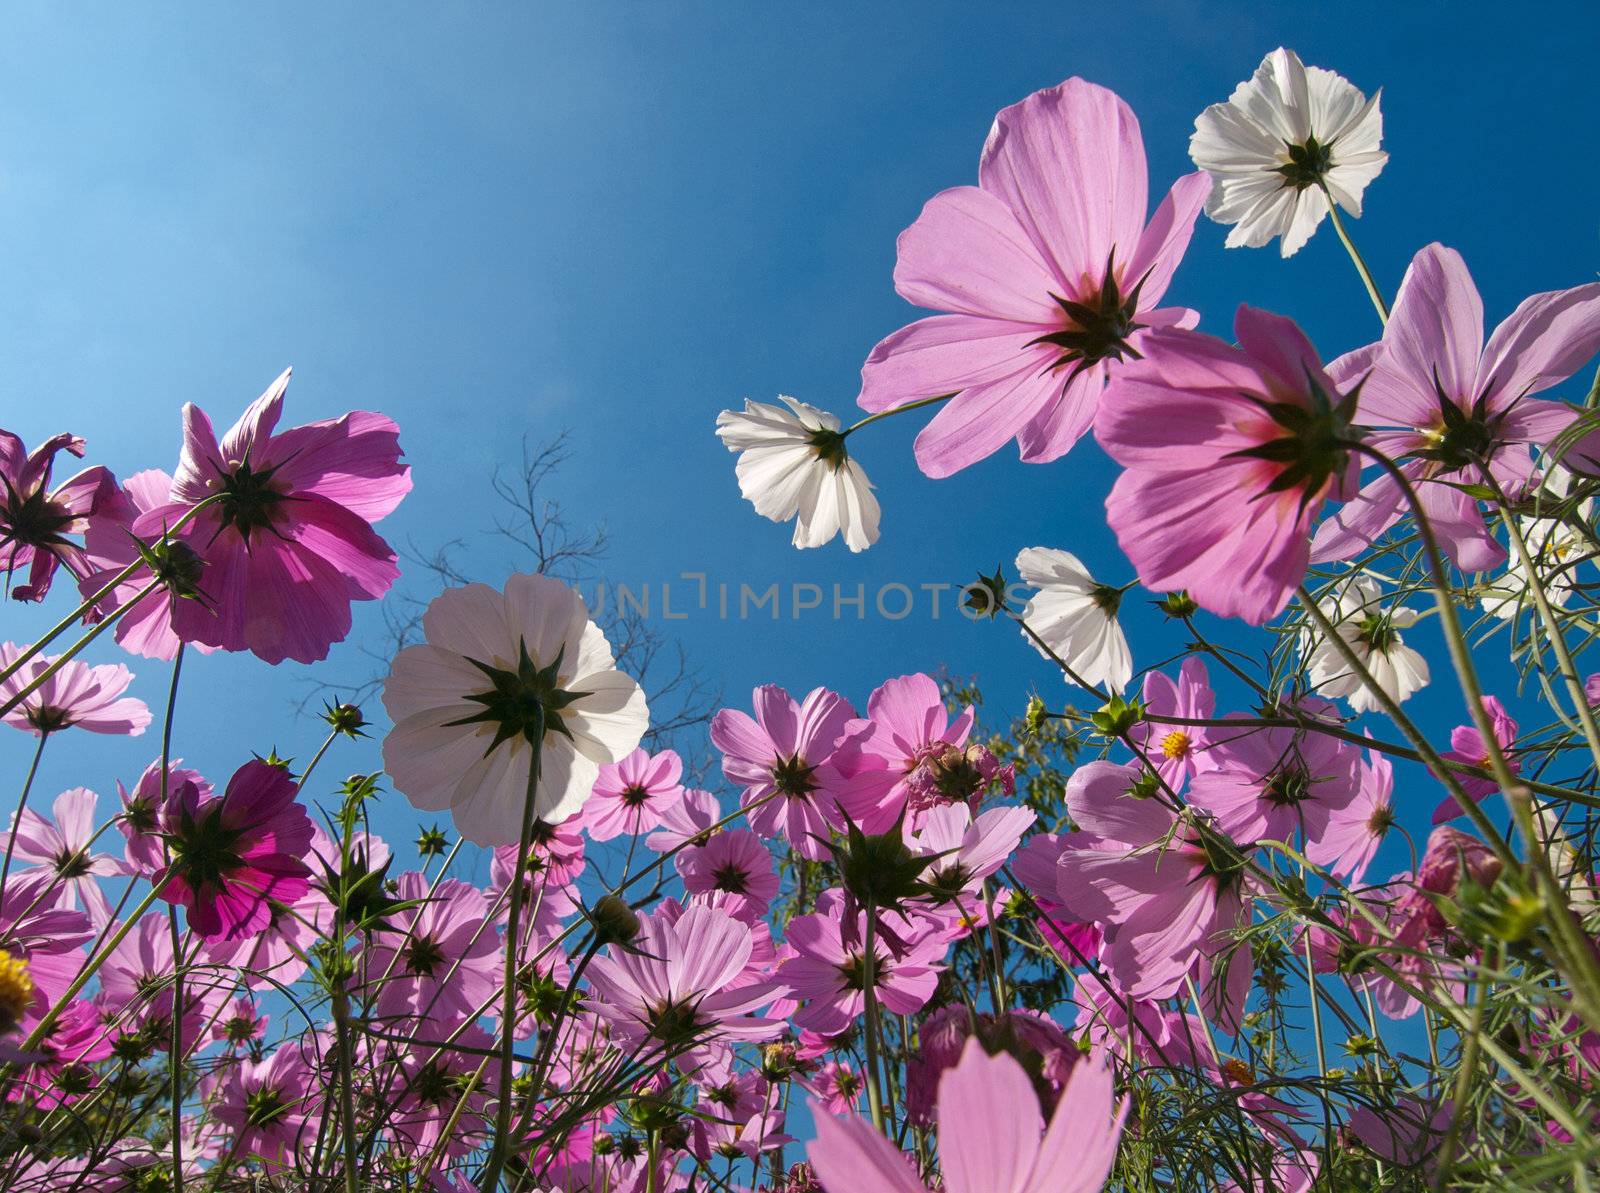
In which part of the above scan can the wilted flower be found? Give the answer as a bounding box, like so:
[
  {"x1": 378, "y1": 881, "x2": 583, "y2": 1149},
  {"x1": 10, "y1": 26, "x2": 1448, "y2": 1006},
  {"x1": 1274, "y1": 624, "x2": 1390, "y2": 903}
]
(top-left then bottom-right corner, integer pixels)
[
  {"x1": 1190, "y1": 47, "x2": 1386, "y2": 257},
  {"x1": 1015, "y1": 547, "x2": 1132, "y2": 693},
  {"x1": 716, "y1": 396, "x2": 880, "y2": 551},
  {"x1": 382, "y1": 572, "x2": 649, "y2": 844},
  {"x1": 857, "y1": 77, "x2": 1208, "y2": 478}
]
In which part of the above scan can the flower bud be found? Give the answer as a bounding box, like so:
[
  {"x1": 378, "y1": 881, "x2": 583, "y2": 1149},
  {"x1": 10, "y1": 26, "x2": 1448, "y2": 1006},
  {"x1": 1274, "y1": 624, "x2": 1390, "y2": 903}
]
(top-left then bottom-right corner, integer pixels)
[{"x1": 592, "y1": 894, "x2": 641, "y2": 945}]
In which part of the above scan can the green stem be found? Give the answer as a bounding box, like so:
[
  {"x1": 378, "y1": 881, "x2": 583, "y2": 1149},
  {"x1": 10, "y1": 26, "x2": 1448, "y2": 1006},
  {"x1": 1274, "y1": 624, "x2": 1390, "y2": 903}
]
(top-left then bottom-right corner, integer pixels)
[
  {"x1": 843, "y1": 392, "x2": 955, "y2": 438},
  {"x1": 0, "y1": 732, "x2": 50, "y2": 900},
  {"x1": 861, "y1": 898, "x2": 888, "y2": 1134},
  {"x1": 1433, "y1": 945, "x2": 1498, "y2": 1189},
  {"x1": 1322, "y1": 191, "x2": 1388, "y2": 323},
  {"x1": 480, "y1": 721, "x2": 544, "y2": 1193},
  {"x1": 159, "y1": 644, "x2": 186, "y2": 1193},
  {"x1": 0, "y1": 576, "x2": 162, "y2": 721}
]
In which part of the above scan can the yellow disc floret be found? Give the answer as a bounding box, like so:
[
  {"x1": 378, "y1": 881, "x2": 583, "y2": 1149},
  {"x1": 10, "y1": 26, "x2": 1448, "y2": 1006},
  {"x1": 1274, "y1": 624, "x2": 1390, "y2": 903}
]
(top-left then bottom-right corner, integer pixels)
[
  {"x1": 0, "y1": 948, "x2": 35, "y2": 1034},
  {"x1": 1160, "y1": 730, "x2": 1192, "y2": 761}
]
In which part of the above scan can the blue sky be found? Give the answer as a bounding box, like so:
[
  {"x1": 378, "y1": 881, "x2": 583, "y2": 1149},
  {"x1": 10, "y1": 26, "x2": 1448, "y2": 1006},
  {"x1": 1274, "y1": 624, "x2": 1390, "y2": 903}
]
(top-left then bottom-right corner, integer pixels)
[{"x1": 3, "y1": 0, "x2": 1599, "y2": 874}]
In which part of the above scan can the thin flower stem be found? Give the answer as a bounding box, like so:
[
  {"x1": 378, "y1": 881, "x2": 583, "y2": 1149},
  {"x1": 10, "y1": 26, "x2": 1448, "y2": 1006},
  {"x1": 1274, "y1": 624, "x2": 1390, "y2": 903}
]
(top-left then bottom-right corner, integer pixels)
[
  {"x1": 0, "y1": 731, "x2": 49, "y2": 902},
  {"x1": 861, "y1": 898, "x2": 889, "y2": 1134},
  {"x1": 157, "y1": 644, "x2": 187, "y2": 1193},
  {"x1": 1433, "y1": 945, "x2": 1499, "y2": 1190},
  {"x1": 1321, "y1": 191, "x2": 1388, "y2": 323},
  {"x1": 0, "y1": 575, "x2": 163, "y2": 721},
  {"x1": 296, "y1": 727, "x2": 344, "y2": 792},
  {"x1": 482, "y1": 722, "x2": 544, "y2": 1193},
  {"x1": 842, "y1": 392, "x2": 955, "y2": 438}
]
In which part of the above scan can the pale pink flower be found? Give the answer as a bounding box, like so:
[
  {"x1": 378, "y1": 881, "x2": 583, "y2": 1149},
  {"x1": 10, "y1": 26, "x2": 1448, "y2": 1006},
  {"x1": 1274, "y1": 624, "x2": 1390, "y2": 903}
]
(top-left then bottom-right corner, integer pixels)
[
  {"x1": 0, "y1": 869, "x2": 92, "y2": 1020},
  {"x1": 211, "y1": 1043, "x2": 316, "y2": 1163},
  {"x1": 677, "y1": 828, "x2": 779, "y2": 923},
  {"x1": 0, "y1": 430, "x2": 117, "y2": 602},
  {"x1": 131, "y1": 369, "x2": 411, "y2": 664},
  {"x1": 712, "y1": 685, "x2": 864, "y2": 860},
  {"x1": 779, "y1": 901, "x2": 945, "y2": 1035},
  {"x1": 584, "y1": 904, "x2": 786, "y2": 1049},
  {"x1": 1097, "y1": 307, "x2": 1361, "y2": 624},
  {"x1": 7, "y1": 787, "x2": 122, "y2": 928},
  {"x1": 585, "y1": 746, "x2": 686, "y2": 841},
  {"x1": 1128, "y1": 657, "x2": 1216, "y2": 790},
  {"x1": 1314, "y1": 244, "x2": 1600, "y2": 569},
  {"x1": 1054, "y1": 761, "x2": 1251, "y2": 1004},
  {"x1": 385, "y1": 1026, "x2": 498, "y2": 1159},
  {"x1": 646, "y1": 786, "x2": 721, "y2": 852},
  {"x1": 1186, "y1": 715, "x2": 1362, "y2": 849},
  {"x1": 1434, "y1": 695, "x2": 1519, "y2": 823},
  {"x1": 382, "y1": 573, "x2": 649, "y2": 844},
  {"x1": 211, "y1": 996, "x2": 269, "y2": 1047},
  {"x1": 366, "y1": 873, "x2": 502, "y2": 1025},
  {"x1": 809, "y1": 1038, "x2": 1126, "y2": 1193},
  {"x1": 98, "y1": 913, "x2": 230, "y2": 1045},
  {"x1": 911, "y1": 802, "x2": 1035, "y2": 903},
  {"x1": 1306, "y1": 749, "x2": 1393, "y2": 882},
  {"x1": 1074, "y1": 982, "x2": 1212, "y2": 1071},
  {"x1": 905, "y1": 1005, "x2": 1077, "y2": 1127},
  {"x1": 491, "y1": 817, "x2": 587, "y2": 920},
  {"x1": 0, "y1": 644, "x2": 150, "y2": 737},
  {"x1": 857, "y1": 77, "x2": 1209, "y2": 477},
  {"x1": 1345, "y1": 1097, "x2": 1453, "y2": 1173},
  {"x1": 803, "y1": 1061, "x2": 864, "y2": 1116},
  {"x1": 834, "y1": 672, "x2": 975, "y2": 833}
]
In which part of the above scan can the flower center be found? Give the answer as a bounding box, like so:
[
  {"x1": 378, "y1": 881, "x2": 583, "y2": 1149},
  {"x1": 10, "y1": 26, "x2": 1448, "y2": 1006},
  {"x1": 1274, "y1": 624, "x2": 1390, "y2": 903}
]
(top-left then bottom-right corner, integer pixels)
[
  {"x1": 53, "y1": 848, "x2": 93, "y2": 880},
  {"x1": 619, "y1": 783, "x2": 652, "y2": 808},
  {"x1": 712, "y1": 863, "x2": 751, "y2": 895},
  {"x1": 647, "y1": 998, "x2": 707, "y2": 1046},
  {"x1": 837, "y1": 950, "x2": 888, "y2": 993},
  {"x1": 25, "y1": 705, "x2": 73, "y2": 733},
  {"x1": 404, "y1": 936, "x2": 446, "y2": 978},
  {"x1": 1356, "y1": 613, "x2": 1400, "y2": 653},
  {"x1": 807, "y1": 427, "x2": 849, "y2": 471},
  {"x1": 217, "y1": 458, "x2": 287, "y2": 542},
  {"x1": 771, "y1": 754, "x2": 817, "y2": 797},
  {"x1": 1027, "y1": 253, "x2": 1147, "y2": 382},
  {"x1": 1160, "y1": 730, "x2": 1192, "y2": 761},
  {"x1": 446, "y1": 640, "x2": 590, "y2": 757},
  {"x1": 0, "y1": 484, "x2": 74, "y2": 553},
  {"x1": 1275, "y1": 135, "x2": 1333, "y2": 190},
  {"x1": 243, "y1": 1084, "x2": 292, "y2": 1129},
  {"x1": 0, "y1": 949, "x2": 34, "y2": 1033},
  {"x1": 1262, "y1": 767, "x2": 1311, "y2": 806},
  {"x1": 1227, "y1": 369, "x2": 1357, "y2": 508}
]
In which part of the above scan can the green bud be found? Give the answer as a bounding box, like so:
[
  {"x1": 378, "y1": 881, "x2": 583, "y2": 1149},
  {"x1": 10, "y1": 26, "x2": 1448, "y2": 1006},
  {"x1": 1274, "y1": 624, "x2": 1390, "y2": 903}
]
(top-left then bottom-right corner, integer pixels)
[
  {"x1": 1090, "y1": 694, "x2": 1145, "y2": 739},
  {"x1": 414, "y1": 825, "x2": 449, "y2": 858},
  {"x1": 1023, "y1": 695, "x2": 1048, "y2": 737},
  {"x1": 322, "y1": 700, "x2": 369, "y2": 738},
  {"x1": 962, "y1": 566, "x2": 1009, "y2": 620},
  {"x1": 1157, "y1": 591, "x2": 1198, "y2": 618},
  {"x1": 592, "y1": 894, "x2": 641, "y2": 945}
]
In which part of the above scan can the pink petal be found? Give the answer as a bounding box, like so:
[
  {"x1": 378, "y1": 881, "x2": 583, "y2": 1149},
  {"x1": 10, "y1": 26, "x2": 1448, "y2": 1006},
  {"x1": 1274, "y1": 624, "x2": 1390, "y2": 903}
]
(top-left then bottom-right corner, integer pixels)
[{"x1": 894, "y1": 186, "x2": 1060, "y2": 322}]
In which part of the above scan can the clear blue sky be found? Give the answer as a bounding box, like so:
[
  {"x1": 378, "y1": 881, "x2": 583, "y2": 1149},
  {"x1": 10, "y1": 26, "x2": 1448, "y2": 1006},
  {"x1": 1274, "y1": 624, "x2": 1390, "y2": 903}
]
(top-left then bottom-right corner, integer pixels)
[{"x1": 3, "y1": 1, "x2": 1598, "y2": 872}]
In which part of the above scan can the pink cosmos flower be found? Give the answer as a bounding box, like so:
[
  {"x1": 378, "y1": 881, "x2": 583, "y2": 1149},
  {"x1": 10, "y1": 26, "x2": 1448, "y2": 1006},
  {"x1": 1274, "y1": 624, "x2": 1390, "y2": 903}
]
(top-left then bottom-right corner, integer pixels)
[
  {"x1": 911, "y1": 802, "x2": 1035, "y2": 904},
  {"x1": 905, "y1": 1005, "x2": 1077, "y2": 1127},
  {"x1": 154, "y1": 759, "x2": 315, "y2": 943},
  {"x1": 711, "y1": 685, "x2": 864, "y2": 860},
  {"x1": 118, "y1": 758, "x2": 211, "y2": 876},
  {"x1": 1074, "y1": 982, "x2": 1212, "y2": 1071},
  {"x1": 1345, "y1": 1097, "x2": 1453, "y2": 1173},
  {"x1": 1306, "y1": 748, "x2": 1393, "y2": 882},
  {"x1": 5, "y1": 996, "x2": 115, "y2": 1109},
  {"x1": 0, "y1": 431, "x2": 117, "y2": 602},
  {"x1": 1434, "y1": 695, "x2": 1519, "y2": 823},
  {"x1": 584, "y1": 904, "x2": 786, "y2": 1049},
  {"x1": 1186, "y1": 716, "x2": 1362, "y2": 849},
  {"x1": 585, "y1": 746, "x2": 687, "y2": 842},
  {"x1": 0, "y1": 644, "x2": 151, "y2": 737},
  {"x1": 7, "y1": 786, "x2": 123, "y2": 927},
  {"x1": 491, "y1": 817, "x2": 587, "y2": 921},
  {"x1": 1054, "y1": 761, "x2": 1251, "y2": 1006},
  {"x1": 98, "y1": 913, "x2": 230, "y2": 1045},
  {"x1": 809, "y1": 1038, "x2": 1126, "y2": 1193},
  {"x1": 779, "y1": 900, "x2": 945, "y2": 1035},
  {"x1": 803, "y1": 1061, "x2": 864, "y2": 1116},
  {"x1": 133, "y1": 369, "x2": 411, "y2": 664},
  {"x1": 205, "y1": 883, "x2": 333, "y2": 992},
  {"x1": 211, "y1": 996, "x2": 269, "y2": 1047},
  {"x1": 0, "y1": 868, "x2": 93, "y2": 1016},
  {"x1": 211, "y1": 1043, "x2": 316, "y2": 1164},
  {"x1": 646, "y1": 786, "x2": 721, "y2": 852},
  {"x1": 857, "y1": 77, "x2": 1209, "y2": 477},
  {"x1": 1097, "y1": 307, "x2": 1362, "y2": 625},
  {"x1": 834, "y1": 672, "x2": 975, "y2": 833},
  {"x1": 1011, "y1": 832, "x2": 1102, "y2": 963},
  {"x1": 1128, "y1": 657, "x2": 1216, "y2": 790},
  {"x1": 677, "y1": 828, "x2": 780, "y2": 923},
  {"x1": 385, "y1": 1026, "x2": 498, "y2": 1160},
  {"x1": 367, "y1": 873, "x2": 503, "y2": 1025},
  {"x1": 1312, "y1": 244, "x2": 1600, "y2": 569}
]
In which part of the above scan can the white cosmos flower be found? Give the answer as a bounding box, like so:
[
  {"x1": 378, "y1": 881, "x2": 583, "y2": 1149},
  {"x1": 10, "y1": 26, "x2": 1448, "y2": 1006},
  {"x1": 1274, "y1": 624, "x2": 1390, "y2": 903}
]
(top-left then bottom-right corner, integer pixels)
[
  {"x1": 1480, "y1": 480, "x2": 1593, "y2": 621},
  {"x1": 715, "y1": 396, "x2": 880, "y2": 552},
  {"x1": 1305, "y1": 576, "x2": 1428, "y2": 714},
  {"x1": 1015, "y1": 548, "x2": 1132, "y2": 694},
  {"x1": 381, "y1": 573, "x2": 649, "y2": 845},
  {"x1": 1190, "y1": 47, "x2": 1387, "y2": 257}
]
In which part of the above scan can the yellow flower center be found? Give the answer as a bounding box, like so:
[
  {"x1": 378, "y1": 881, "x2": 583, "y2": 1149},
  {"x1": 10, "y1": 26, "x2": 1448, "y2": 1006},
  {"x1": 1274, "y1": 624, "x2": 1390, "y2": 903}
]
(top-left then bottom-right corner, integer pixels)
[
  {"x1": 0, "y1": 948, "x2": 35, "y2": 1034},
  {"x1": 1160, "y1": 730, "x2": 1192, "y2": 761}
]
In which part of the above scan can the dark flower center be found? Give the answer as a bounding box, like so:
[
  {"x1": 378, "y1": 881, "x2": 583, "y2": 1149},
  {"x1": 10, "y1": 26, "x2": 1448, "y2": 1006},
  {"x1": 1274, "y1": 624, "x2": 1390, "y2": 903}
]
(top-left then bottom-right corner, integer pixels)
[
  {"x1": 712, "y1": 863, "x2": 751, "y2": 894},
  {"x1": 25, "y1": 705, "x2": 73, "y2": 733},
  {"x1": 404, "y1": 936, "x2": 446, "y2": 978},
  {"x1": 243, "y1": 1084, "x2": 292, "y2": 1129},
  {"x1": 837, "y1": 950, "x2": 888, "y2": 993},
  {"x1": 1027, "y1": 252, "x2": 1147, "y2": 383},
  {"x1": 1262, "y1": 767, "x2": 1312, "y2": 806},
  {"x1": 216, "y1": 458, "x2": 287, "y2": 542},
  {"x1": 647, "y1": 998, "x2": 707, "y2": 1046},
  {"x1": 619, "y1": 784, "x2": 651, "y2": 808},
  {"x1": 0, "y1": 484, "x2": 73, "y2": 552},
  {"x1": 1275, "y1": 135, "x2": 1334, "y2": 190},
  {"x1": 807, "y1": 427, "x2": 849, "y2": 470},
  {"x1": 447, "y1": 640, "x2": 590, "y2": 757},
  {"x1": 53, "y1": 849, "x2": 92, "y2": 879},
  {"x1": 1226, "y1": 369, "x2": 1360, "y2": 513},
  {"x1": 771, "y1": 754, "x2": 817, "y2": 797},
  {"x1": 169, "y1": 804, "x2": 248, "y2": 890},
  {"x1": 226, "y1": 1015, "x2": 257, "y2": 1043},
  {"x1": 1357, "y1": 613, "x2": 1400, "y2": 653}
]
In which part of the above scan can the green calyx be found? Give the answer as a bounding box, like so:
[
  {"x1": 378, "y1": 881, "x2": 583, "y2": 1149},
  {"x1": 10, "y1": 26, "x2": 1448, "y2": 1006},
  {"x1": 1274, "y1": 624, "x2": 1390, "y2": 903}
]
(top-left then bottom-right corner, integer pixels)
[
  {"x1": 445, "y1": 640, "x2": 588, "y2": 757},
  {"x1": 1026, "y1": 251, "x2": 1148, "y2": 382},
  {"x1": 1275, "y1": 135, "x2": 1334, "y2": 190}
]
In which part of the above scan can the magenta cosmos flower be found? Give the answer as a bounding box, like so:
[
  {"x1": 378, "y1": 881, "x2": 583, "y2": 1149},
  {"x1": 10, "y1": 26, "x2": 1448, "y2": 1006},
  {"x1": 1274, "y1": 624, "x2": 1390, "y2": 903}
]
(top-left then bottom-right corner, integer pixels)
[
  {"x1": 131, "y1": 368, "x2": 411, "y2": 664},
  {"x1": 858, "y1": 78, "x2": 1210, "y2": 477},
  {"x1": 117, "y1": 757, "x2": 210, "y2": 876},
  {"x1": 211, "y1": 1043, "x2": 316, "y2": 1164},
  {"x1": 834, "y1": 672, "x2": 976, "y2": 833},
  {"x1": 1055, "y1": 761, "x2": 1251, "y2": 1006},
  {"x1": 1097, "y1": 307, "x2": 1362, "y2": 624},
  {"x1": 1127, "y1": 657, "x2": 1216, "y2": 791},
  {"x1": 584, "y1": 904, "x2": 786, "y2": 1049},
  {"x1": 809, "y1": 1038, "x2": 1126, "y2": 1193},
  {"x1": 1434, "y1": 694, "x2": 1519, "y2": 823},
  {"x1": 677, "y1": 828, "x2": 779, "y2": 923},
  {"x1": 154, "y1": 759, "x2": 316, "y2": 943},
  {"x1": 0, "y1": 430, "x2": 117, "y2": 602},
  {"x1": 585, "y1": 745, "x2": 686, "y2": 841},
  {"x1": 779, "y1": 901, "x2": 946, "y2": 1035},
  {"x1": 7, "y1": 786, "x2": 123, "y2": 928},
  {"x1": 711, "y1": 684, "x2": 864, "y2": 860},
  {"x1": 1313, "y1": 244, "x2": 1600, "y2": 569},
  {"x1": 382, "y1": 573, "x2": 649, "y2": 844},
  {"x1": 366, "y1": 872, "x2": 502, "y2": 1025},
  {"x1": 0, "y1": 644, "x2": 150, "y2": 737}
]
